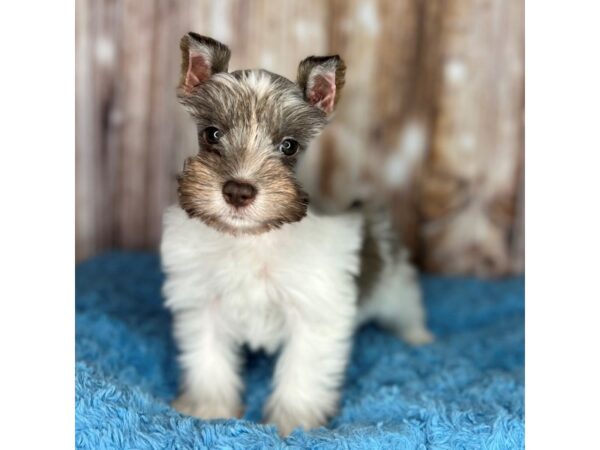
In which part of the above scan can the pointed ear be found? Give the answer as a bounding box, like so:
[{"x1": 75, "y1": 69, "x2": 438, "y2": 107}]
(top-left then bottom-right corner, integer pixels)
[
  {"x1": 178, "y1": 32, "x2": 231, "y2": 95},
  {"x1": 297, "y1": 55, "x2": 346, "y2": 115}
]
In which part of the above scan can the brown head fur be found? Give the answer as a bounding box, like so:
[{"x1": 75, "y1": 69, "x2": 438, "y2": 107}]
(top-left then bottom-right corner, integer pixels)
[{"x1": 176, "y1": 33, "x2": 345, "y2": 235}]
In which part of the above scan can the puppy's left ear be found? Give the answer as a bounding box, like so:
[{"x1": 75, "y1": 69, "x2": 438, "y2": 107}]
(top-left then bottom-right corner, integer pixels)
[{"x1": 297, "y1": 55, "x2": 346, "y2": 116}]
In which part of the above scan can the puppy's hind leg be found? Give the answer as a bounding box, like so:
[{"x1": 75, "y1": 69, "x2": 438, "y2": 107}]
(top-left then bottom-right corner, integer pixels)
[{"x1": 358, "y1": 258, "x2": 434, "y2": 346}]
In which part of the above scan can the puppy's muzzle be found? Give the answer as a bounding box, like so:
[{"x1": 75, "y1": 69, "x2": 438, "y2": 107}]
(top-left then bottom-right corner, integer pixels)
[{"x1": 222, "y1": 180, "x2": 257, "y2": 208}]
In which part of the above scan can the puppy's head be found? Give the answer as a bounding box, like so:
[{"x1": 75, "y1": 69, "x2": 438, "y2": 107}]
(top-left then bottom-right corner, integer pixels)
[{"x1": 176, "y1": 32, "x2": 345, "y2": 235}]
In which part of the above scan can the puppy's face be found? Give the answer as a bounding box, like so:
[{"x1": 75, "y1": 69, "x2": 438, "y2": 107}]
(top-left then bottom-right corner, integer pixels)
[{"x1": 176, "y1": 33, "x2": 345, "y2": 235}]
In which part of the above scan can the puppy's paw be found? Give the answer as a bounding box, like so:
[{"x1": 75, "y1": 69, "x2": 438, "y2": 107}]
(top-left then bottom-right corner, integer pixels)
[
  {"x1": 172, "y1": 393, "x2": 242, "y2": 420},
  {"x1": 171, "y1": 393, "x2": 196, "y2": 416},
  {"x1": 401, "y1": 326, "x2": 435, "y2": 346},
  {"x1": 264, "y1": 399, "x2": 329, "y2": 436}
]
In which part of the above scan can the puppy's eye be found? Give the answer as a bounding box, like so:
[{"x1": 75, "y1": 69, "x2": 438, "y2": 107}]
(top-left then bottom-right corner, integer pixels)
[
  {"x1": 204, "y1": 127, "x2": 222, "y2": 144},
  {"x1": 278, "y1": 138, "x2": 299, "y2": 156}
]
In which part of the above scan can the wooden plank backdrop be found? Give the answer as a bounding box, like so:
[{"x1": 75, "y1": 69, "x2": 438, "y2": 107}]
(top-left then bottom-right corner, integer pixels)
[{"x1": 76, "y1": 0, "x2": 524, "y2": 276}]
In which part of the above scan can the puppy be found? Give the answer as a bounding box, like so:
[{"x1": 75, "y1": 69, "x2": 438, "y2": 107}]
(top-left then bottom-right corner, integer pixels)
[{"x1": 161, "y1": 32, "x2": 432, "y2": 436}]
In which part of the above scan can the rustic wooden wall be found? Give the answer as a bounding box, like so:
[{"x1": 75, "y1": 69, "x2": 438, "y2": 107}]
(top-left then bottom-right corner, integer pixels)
[{"x1": 76, "y1": 0, "x2": 524, "y2": 276}]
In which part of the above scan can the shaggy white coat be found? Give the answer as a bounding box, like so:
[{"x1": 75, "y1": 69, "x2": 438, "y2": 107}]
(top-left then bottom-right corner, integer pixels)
[{"x1": 161, "y1": 204, "x2": 431, "y2": 435}]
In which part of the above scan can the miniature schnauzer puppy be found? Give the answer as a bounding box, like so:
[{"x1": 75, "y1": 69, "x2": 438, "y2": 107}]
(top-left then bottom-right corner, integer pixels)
[{"x1": 161, "y1": 32, "x2": 433, "y2": 436}]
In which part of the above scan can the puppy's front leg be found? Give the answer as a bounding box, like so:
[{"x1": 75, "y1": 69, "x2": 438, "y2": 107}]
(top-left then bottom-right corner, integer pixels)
[
  {"x1": 264, "y1": 312, "x2": 354, "y2": 436},
  {"x1": 171, "y1": 307, "x2": 243, "y2": 420}
]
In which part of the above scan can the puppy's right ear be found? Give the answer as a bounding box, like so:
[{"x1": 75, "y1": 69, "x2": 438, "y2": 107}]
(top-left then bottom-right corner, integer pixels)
[{"x1": 178, "y1": 32, "x2": 231, "y2": 95}]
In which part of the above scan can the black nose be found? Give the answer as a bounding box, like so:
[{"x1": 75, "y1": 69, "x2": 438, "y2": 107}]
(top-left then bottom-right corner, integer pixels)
[{"x1": 222, "y1": 180, "x2": 257, "y2": 208}]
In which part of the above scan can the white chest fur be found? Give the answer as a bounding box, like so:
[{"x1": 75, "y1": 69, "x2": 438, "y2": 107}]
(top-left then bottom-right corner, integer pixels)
[{"x1": 161, "y1": 205, "x2": 364, "y2": 353}]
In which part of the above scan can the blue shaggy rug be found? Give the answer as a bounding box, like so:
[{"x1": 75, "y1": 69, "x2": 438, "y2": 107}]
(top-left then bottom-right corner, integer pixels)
[{"x1": 76, "y1": 251, "x2": 524, "y2": 449}]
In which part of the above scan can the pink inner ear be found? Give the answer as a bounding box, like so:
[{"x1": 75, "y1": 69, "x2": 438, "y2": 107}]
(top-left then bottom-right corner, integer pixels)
[
  {"x1": 184, "y1": 53, "x2": 211, "y2": 92},
  {"x1": 308, "y1": 72, "x2": 336, "y2": 114}
]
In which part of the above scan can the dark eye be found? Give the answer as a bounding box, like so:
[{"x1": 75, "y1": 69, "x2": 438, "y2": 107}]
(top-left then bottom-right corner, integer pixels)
[
  {"x1": 204, "y1": 127, "x2": 222, "y2": 144},
  {"x1": 278, "y1": 138, "x2": 299, "y2": 156}
]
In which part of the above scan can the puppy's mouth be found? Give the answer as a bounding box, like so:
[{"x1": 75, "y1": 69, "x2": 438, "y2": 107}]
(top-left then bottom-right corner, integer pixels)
[
  {"x1": 183, "y1": 199, "x2": 307, "y2": 235},
  {"x1": 221, "y1": 208, "x2": 259, "y2": 226},
  {"x1": 220, "y1": 203, "x2": 305, "y2": 234}
]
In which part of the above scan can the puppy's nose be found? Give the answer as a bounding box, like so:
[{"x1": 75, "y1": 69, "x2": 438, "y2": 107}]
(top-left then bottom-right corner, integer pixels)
[{"x1": 222, "y1": 180, "x2": 257, "y2": 208}]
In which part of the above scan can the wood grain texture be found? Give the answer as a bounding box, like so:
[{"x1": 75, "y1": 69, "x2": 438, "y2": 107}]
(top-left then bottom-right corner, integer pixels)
[
  {"x1": 419, "y1": 0, "x2": 524, "y2": 275},
  {"x1": 75, "y1": 0, "x2": 524, "y2": 276}
]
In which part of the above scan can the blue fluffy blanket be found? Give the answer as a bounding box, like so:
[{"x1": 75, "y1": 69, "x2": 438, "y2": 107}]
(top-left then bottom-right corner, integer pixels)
[{"x1": 76, "y1": 251, "x2": 524, "y2": 449}]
